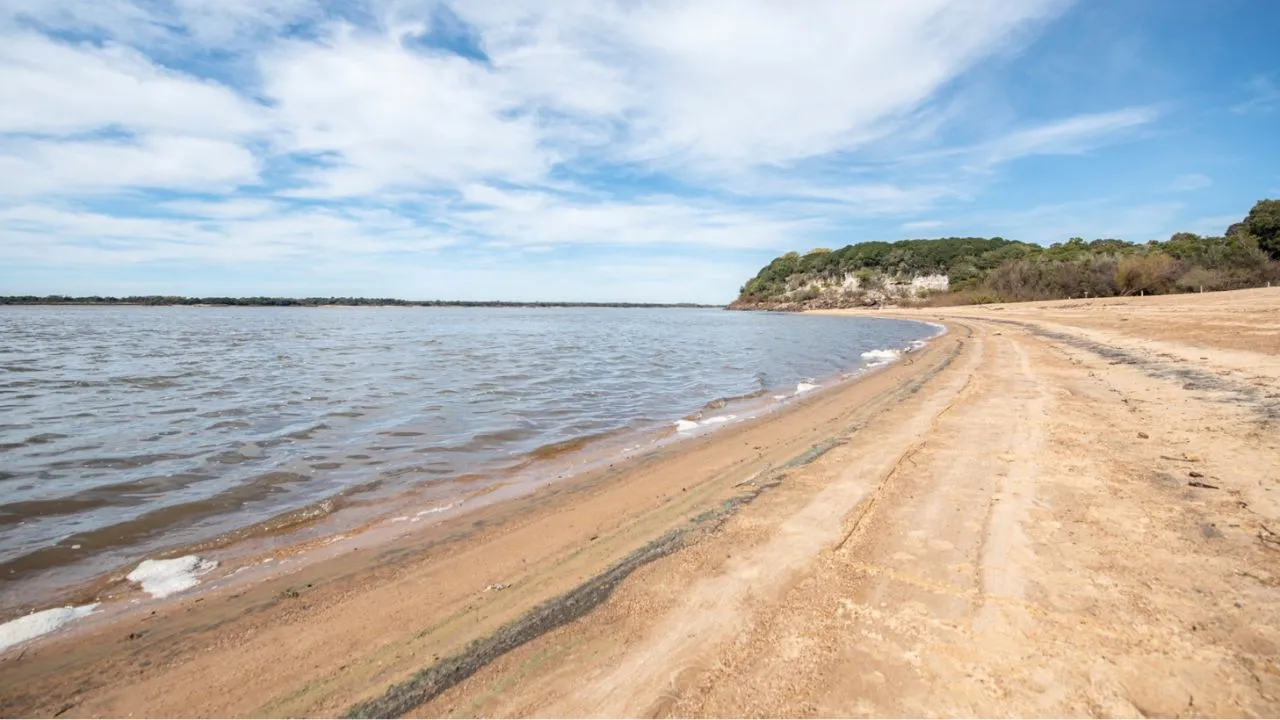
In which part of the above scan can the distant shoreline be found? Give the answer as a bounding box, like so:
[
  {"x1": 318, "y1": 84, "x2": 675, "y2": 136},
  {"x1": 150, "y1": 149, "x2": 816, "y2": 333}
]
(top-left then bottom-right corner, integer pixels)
[{"x1": 0, "y1": 296, "x2": 723, "y2": 309}]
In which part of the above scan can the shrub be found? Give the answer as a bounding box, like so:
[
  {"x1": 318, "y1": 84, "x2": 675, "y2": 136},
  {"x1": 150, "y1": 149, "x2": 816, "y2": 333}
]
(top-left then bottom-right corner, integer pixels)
[
  {"x1": 1115, "y1": 253, "x2": 1178, "y2": 295},
  {"x1": 790, "y1": 286, "x2": 821, "y2": 302},
  {"x1": 1175, "y1": 266, "x2": 1229, "y2": 293}
]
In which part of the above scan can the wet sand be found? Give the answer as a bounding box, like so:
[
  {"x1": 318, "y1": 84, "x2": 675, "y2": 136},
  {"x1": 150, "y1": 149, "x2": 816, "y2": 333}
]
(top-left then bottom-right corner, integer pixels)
[{"x1": 3, "y1": 288, "x2": 1279, "y2": 717}]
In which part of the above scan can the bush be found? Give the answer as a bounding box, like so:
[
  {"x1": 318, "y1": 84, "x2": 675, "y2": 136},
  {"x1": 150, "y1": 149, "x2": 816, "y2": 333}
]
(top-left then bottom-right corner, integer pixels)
[
  {"x1": 854, "y1": 268, "x2": 883, "y2": 289},
  {"x1": 790, "y1": 286, "x2": 821, "y2": 302},
  {"x1": 1175, "y1": 266, "x2": 1229, "y2": 293},
  {"x1": 1115, "y1": 253, "x2": 1178, "y2": 295}
]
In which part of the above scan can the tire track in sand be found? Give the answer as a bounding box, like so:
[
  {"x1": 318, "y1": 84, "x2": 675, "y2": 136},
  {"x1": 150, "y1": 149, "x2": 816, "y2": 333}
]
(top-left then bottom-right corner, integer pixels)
[{"x1": 529, "y1": 332, "x2": 988, "y2": 717}]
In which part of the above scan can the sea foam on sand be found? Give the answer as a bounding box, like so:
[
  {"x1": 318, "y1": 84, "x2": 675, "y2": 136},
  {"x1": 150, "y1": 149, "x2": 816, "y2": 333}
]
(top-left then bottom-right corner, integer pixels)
[
  {"x1": 861, "y1": 349, "x2": 900, "y2": 366},
  {"x1": 0, "y1": 604, "x2": 99, "y2": 652},
  {"x1": 127, "y1": 555, "x2": 218, "y2": 598}
]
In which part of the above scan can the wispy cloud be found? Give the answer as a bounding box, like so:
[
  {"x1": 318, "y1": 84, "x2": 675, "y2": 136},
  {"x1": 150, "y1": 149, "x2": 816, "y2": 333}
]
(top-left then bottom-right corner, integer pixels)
[
  {"x1": 1168, "y1": 173, "x2": 1212, "y2": 192},
  {"x1": 962, "y1": 199, "x2": 1185, "y2": 245},
  {"x1": 910, "y1": 107, "x2": 1159, "y2": 170},
  {"x1": 1232, "y1": 74, "x2": 1279, "y2": 115},
  {"x1": 0, "y1": 135, "x2": 260, "y2": 195}
]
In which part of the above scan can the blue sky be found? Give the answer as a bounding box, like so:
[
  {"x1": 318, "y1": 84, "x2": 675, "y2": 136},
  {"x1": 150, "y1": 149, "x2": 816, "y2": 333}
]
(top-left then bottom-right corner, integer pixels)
[{"x1": 1, "y1": 0, "x2": 1277, "y2": 303}]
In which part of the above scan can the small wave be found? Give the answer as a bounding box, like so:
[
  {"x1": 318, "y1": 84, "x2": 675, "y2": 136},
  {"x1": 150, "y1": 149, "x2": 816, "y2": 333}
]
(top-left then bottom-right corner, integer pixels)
[
  {"x1": 26, "y1": 433, "x2": 68, "y2": 445},
  {"x1": 410, "y1": 503, "x2": 456, "y2": 522},
  {"x1": 51, "y1": 452, "x2": 191, "y2": 471},
  {"x1": 675, "y1": 414, "x2": 738, "y2": 432},
  {"x1": 795, "y1": 382, "x2": 819, "y2": 394},
  {"x1": 526, "y1": 430, "x2": 619, "y2": 461},
  {"x1": 117, "y1": 375, "x2": 188, "y2": 390}
]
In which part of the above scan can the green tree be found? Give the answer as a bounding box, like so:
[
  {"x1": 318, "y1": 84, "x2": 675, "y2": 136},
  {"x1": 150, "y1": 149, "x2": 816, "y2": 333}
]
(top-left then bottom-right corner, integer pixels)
[{"x1": 1241, "y1": 199, "x2": 1280, "y2": 259}]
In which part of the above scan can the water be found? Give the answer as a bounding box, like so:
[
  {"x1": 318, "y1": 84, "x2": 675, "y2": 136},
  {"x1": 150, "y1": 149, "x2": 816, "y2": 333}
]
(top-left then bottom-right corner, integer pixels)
[{"x1": 0, "y1": 306, "x2": 935, "y2": 607}]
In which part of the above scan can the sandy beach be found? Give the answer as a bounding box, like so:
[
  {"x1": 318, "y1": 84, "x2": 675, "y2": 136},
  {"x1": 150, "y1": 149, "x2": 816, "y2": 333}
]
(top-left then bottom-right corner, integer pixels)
[{"x1": 3, "y1": 287, "x2": 1279, "y2": 717}]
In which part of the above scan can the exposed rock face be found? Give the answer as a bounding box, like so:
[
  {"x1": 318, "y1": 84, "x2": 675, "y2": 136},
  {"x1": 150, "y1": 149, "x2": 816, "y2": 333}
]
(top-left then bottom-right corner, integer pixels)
[{"x1": 731, "y1": 273, "x2": 949, "y2": 311}]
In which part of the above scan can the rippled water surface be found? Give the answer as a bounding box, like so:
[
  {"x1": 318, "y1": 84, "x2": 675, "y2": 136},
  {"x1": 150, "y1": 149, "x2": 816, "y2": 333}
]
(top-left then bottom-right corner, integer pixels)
[{"x1": 0, "y1": 306, "x2": 934, "y2": 603}]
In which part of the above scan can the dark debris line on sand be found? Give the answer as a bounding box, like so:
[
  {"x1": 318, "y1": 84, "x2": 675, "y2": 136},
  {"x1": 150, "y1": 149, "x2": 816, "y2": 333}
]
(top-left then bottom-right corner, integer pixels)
[
  {"x1": 987, "y1": 319, "x2": 1280, "y2": 422},
  {"x1": 346, "y1": 426, "x2": 894, "y2": 718},
  {"x1": 343, "y1": 329, "x2": 966, "y2": 719},
  {"x1": 343, "y1": 474, "x2": 790, "y2": 718}
]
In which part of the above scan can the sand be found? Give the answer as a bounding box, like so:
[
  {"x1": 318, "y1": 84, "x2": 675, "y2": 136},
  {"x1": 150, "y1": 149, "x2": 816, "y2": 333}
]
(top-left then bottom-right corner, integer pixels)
[{"x1": 2, "y1": 287, "x2": 1278, "y2": 717}]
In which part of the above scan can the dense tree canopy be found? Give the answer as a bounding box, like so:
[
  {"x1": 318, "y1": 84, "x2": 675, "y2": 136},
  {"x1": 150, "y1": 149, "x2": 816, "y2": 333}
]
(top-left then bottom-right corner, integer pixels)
[
  {"x1": 1241, "y1": 199, "x2": 1280, "y2": 260},
  {"x1": 736, "y1": 200, "x2": 1280, "y2": 307}
]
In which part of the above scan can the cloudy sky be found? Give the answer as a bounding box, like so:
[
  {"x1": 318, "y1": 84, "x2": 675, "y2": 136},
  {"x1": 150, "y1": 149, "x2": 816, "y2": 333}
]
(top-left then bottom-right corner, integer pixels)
[{"x1": 2, "y1": 0, "x2": 1277, "y2": 303}]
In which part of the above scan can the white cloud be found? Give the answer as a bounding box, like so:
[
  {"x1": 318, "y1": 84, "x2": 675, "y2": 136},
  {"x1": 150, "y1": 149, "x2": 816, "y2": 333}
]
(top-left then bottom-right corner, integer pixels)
[
  {"x1": 1, "y1": 0, "x2": 315, "y2": 48},
  {"x1": 164, "y1": 0, "x2": 317, "y2": 45},
  {"x1": 456, "y1": 185, "x2": 817, "y2": 250},
  {"x1": 0, "y1": 32, "x2": 264, "y2": 137},
  {"x1": 1, "y1": 0, "x2": 1184, "y2": 301},
  {"x1": 159, "y1": 198, "x2": 283, "y2": 219},
  {"x1": 259, "y1": 29, "x2": 549, "y2": 196},
  {"x1": 912, "y1": 106, "x2": 1159, "y2": 170},
  {"x1": 0, "y1": 136, "x2": 259, "y2": 195},
  {"x1": 0, "y1": 202, "x2": 458, "y2": 265},
  {"x1": 464, "y1": 0, "x2": 1065, "y2": 170},
  {"x1": 748, "y1": 180, "x2": 969, "y2": 215}
]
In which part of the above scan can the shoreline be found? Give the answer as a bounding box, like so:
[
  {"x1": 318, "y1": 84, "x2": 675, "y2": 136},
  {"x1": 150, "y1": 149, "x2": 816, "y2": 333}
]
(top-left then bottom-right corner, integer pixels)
[
  {"x1": 3, "y1": 288, "x2": 1278, "y2": 716},
  {"x1": 0, "y1": 318, "x2": 940, "y2": 625},
  {"x1": 0, "y1": 323, "x2": 962, "y2": 717}
]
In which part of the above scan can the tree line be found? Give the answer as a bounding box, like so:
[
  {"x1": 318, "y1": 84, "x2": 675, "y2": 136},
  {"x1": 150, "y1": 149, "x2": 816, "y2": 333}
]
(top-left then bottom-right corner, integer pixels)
[{"x1": 736, "y1": 199, "x2": 1280, "y2": 306}]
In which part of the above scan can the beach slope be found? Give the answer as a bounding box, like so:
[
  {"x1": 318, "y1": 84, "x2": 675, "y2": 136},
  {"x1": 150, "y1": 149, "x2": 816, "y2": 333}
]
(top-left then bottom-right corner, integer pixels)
[{"x1": 3, "y1": 288, "x2": 1279, "y2": 717}]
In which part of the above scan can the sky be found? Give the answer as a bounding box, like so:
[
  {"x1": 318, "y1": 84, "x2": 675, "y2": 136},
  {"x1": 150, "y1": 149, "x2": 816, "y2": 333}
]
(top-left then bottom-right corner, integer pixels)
[{"x1": 1, "y1": 0, "x2": 1278, "y2": 303}]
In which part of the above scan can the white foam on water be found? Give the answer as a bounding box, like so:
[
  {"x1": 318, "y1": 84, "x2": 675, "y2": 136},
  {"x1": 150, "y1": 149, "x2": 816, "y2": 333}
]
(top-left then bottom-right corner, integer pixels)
[
  {"x1": 127, "y1": 555, "x2": 218, "y2": 599},
  {"x1": 700, "y1": 414, "x2": 737, "y2": 426},
  {"x1": 675, "y1": 419, "x2": 699, "y2": 432},
  {"x1": 860, "y1": 349, "x2": 900, "y2": 366},
  {"x1": 795, "y1": 382, "x2": 819, "y2": 394},
  {"x1": 414, "y1": 503, "x2": 454, "y2": 518},
  {"x1": 0, "y1": 604, "x2": 99, "y2": 652},
  {"x1": 772, "y1": 394, "x2": 788, "y2": 401},
  {"x1": 410, "y1": 503, "x2": 456, "y2": 522}
]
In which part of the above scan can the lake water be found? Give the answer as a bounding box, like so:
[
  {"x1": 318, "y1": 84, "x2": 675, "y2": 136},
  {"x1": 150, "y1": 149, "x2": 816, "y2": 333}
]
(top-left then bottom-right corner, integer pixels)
[{"x1": 0, "y1": 306, "x2": 936, "y2": 609}]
